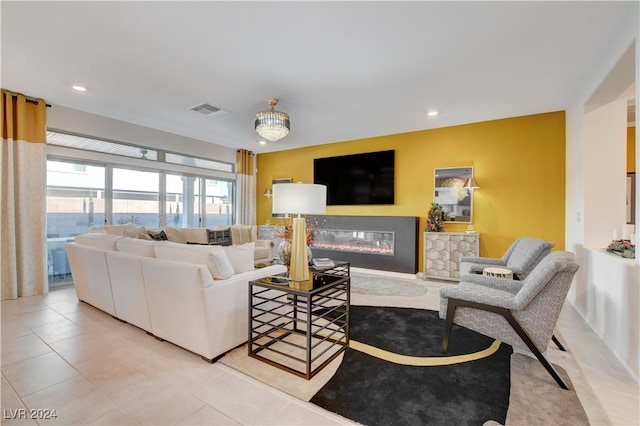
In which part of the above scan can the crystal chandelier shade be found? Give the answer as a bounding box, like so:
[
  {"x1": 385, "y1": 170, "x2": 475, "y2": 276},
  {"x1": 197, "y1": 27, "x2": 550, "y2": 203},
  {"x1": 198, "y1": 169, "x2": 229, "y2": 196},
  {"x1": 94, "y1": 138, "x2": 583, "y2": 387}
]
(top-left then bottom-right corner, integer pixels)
[{"x1": 255, "y1": 98, "x2": 290, "y2": 142}]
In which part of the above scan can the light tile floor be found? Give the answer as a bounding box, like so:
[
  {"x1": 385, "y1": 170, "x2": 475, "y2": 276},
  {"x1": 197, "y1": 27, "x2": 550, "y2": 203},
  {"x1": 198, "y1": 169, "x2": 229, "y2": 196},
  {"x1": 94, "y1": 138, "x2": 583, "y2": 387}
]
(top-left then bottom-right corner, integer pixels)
[{"x1": 1, "y1": 279, "x2": 638, "y2": 425}]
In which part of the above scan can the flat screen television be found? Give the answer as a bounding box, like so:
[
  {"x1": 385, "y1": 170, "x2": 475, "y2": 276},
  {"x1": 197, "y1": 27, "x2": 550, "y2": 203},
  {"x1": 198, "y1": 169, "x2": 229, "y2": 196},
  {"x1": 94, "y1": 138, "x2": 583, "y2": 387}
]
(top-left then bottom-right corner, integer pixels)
[{"x1": 314, "y1": 150, "x2": 395, "y2": 205}]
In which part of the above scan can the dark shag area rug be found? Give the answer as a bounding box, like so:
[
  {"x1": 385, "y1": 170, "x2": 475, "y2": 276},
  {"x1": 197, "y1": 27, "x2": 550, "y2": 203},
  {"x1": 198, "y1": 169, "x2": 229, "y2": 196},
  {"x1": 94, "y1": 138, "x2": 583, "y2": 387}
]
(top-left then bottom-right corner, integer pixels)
[{"x1": 310, "y1": 306, "x2": 513, "y2": 426}]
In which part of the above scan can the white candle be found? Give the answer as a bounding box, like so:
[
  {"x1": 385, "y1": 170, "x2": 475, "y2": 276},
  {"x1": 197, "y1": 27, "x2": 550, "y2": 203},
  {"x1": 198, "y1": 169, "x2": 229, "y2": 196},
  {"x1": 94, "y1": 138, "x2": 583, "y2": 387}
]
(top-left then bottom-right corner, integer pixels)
[
  {"x1": 613, "y1": 228, "x2": 620, "y2": 241},
  {"x1": 622, "y1": 224, "x2": 635, "y2": 241}
]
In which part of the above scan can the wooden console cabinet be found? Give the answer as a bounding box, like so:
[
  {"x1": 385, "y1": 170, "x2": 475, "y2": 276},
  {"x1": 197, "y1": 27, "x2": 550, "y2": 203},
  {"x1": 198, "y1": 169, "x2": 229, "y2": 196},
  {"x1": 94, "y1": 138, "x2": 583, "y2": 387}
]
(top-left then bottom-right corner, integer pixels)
[{"x1": 424, "y1": 232, "x2": 479, "y2": 281}]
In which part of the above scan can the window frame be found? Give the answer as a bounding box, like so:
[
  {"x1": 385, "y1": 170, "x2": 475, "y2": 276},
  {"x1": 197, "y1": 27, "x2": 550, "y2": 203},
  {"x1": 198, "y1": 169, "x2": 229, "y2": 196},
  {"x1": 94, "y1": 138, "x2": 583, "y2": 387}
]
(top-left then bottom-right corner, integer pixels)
[{"x1": 46, "y1": 131, "x2": 236, "y2": 228}]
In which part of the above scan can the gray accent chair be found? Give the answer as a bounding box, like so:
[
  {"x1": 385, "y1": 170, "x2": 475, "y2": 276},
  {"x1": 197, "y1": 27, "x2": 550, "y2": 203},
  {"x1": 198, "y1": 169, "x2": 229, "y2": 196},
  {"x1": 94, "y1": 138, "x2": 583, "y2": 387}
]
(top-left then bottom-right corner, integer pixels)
[
  {"x1": 439, "y1": 251, "x2": 579, "y2": 389},
  {"x1": 459, "y1": 237, "x2": 555, "y2": 280}
]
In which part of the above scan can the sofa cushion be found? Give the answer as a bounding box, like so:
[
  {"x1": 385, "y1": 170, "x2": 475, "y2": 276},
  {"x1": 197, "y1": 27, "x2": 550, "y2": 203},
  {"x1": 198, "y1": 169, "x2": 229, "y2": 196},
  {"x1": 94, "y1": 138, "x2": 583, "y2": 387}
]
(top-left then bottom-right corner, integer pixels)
[
  {"x1": 153, "y1": 242, "x2": 234, "y2": 280},
  {"x1": 164, "y1": 226, "x2": 187, "y2": 244},
  {"x1": 224, "y1": 242, "x2": 255, "y2": 274},
  {"x1": 104, "y1": 222, "x2": 137, "y2": 236},
  {"x1": 116, "y1": 238, "x2": 156, "y2": 257},
  {"x1": 182, "y1": 228, "x2": 208, "y2": 244},
  {"x1": 123, "y1": 226, "x2": 151, "y2": 240},
  {"x1": 74, "y1": 233, "x2": 122, "y2": 251}
]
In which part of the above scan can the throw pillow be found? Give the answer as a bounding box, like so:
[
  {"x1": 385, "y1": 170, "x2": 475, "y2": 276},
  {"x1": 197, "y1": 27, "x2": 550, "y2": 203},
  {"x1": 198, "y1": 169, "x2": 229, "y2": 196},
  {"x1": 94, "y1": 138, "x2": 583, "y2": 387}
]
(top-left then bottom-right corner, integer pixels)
[
  {"x1": 207, "y1": 228, "x2": 232, "y2": 246},
  {"x1": 164, "y1": 226, "x2": 187, "y2": 244},
  {"x1": 240, "y1": 226, "x2": 252, "y2": 244},
  {"x1": 207, "y1": 251, "x2": 234, "y2": 280},
  {"x1": 230, "y1": 225, "x2": 253, "y2": 245},
  {"x1": 224, "y1": 242, "x2": 255, "y2": 274},
  {"x1": 148, "y1": 230, "x2": 168, "y2": 241}
]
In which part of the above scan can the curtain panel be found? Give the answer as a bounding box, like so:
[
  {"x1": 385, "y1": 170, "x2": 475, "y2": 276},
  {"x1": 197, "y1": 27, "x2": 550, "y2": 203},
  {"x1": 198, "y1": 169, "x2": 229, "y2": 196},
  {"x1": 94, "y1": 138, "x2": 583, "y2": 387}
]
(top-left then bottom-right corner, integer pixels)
[
  {"x1": 235, "y1": 149, "x2": 256, "y2": 225},
  {"x1": 1, "y1": 89, "x2": 48, "y2": 300}
]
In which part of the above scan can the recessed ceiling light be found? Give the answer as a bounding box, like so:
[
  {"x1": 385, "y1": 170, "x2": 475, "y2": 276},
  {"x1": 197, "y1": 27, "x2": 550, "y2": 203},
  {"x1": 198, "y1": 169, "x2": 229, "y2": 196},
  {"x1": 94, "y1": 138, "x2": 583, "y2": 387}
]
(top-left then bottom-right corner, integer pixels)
[
  {"x1": 427, "y1": 111, "x2": 438, "y2": 117},
  {"x1": 72, "y1": 85, "x2": 87, "y2": 92},
  {"x1": 259, "y1": 140, "x2": 267, "y2": 145}
]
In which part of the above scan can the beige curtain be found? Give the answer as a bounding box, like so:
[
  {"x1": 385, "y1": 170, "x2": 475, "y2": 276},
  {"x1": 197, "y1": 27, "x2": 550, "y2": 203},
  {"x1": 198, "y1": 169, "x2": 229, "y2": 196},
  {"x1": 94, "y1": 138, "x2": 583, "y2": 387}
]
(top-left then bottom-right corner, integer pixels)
[
  {"x1": 1, "y1": 89, "x2": 48, "y2": 300},
  {"x1": 236, "y1": 149, "x2": 256, "y2": 225}
]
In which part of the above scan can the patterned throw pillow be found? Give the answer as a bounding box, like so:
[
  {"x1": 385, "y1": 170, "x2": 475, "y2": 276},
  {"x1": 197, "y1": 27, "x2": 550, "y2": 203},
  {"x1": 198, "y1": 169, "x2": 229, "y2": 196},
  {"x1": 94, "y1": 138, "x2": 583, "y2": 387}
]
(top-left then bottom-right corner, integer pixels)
[
  {"x1": 207, "y1": 229, "x2": 232, "y2": 246},
  {"x1": 148, "y1": 230, "x2": 168, "y2": 241}
]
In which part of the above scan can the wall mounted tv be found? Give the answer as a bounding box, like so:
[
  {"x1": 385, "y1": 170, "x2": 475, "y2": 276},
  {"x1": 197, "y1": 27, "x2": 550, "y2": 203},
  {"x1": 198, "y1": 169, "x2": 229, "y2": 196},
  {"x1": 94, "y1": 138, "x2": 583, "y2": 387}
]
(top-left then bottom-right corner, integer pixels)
[{"x1": 314, "y1": 150, "x2": 395, "y2": 205}]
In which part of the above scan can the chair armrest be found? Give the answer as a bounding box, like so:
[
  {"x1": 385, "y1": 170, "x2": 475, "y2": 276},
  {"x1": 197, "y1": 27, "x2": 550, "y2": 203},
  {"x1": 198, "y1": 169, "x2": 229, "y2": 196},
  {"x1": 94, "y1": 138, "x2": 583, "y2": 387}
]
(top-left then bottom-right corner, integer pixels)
[
  {"x1": 440, "y1": 282, "x2": 517, "y2": 310},
  {"x1": 460, "y1": 258, "x2": 507, "y2": 275},
  {"x1": 255, "y1": 239, "x2": 274, "y2": 248},
  {"x1": 459, "y1": 274, "x2": 521, "y2": 295},
  {"x1": 460, "y1": 257, "x2": 505, "y2": 265}
]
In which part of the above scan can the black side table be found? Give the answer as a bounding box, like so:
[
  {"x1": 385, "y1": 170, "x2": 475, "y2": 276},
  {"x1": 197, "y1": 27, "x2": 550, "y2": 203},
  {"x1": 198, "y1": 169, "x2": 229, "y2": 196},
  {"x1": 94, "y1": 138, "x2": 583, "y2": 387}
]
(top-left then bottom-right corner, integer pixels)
[{"x1": 248, "y1": 269, "x2": 350, "y2": 379}]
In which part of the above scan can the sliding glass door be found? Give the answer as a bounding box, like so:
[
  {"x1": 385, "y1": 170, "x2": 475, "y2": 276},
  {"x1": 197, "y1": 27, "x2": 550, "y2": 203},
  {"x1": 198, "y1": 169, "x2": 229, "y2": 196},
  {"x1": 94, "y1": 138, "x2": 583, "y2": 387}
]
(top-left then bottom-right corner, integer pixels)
[
  {"x1": 205, "y1": 178, "x2": 233, "y2": 227},
  {"x1": 166, "y1": 174, "x2": 202, "y2": 228},
  {"x1": 46, "y1": 159, "x2": 106, "y2": 286}
]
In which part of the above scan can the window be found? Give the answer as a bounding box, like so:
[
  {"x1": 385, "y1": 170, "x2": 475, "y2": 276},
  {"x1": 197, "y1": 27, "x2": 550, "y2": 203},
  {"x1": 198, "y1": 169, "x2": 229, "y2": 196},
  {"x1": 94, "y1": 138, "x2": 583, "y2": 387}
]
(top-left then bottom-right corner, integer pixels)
[
  {"x1": 166, "y1": 174, "x2": 202, "y2": 228},
  {"x1": 46, "y1": 159, "x2": 106, "y2": 287},
  {"x1": 165, "y1": 152, "x2": 233, "y2": 173},
  {"x1": 113, "y1": 168, "x2": 160, "y2": 229},
  {"x1": 45, "y1": 131, "x2": 236, "y2": 288},
  {"x1": 205, "y1": 178, "x2": 234, "y2": 227}
]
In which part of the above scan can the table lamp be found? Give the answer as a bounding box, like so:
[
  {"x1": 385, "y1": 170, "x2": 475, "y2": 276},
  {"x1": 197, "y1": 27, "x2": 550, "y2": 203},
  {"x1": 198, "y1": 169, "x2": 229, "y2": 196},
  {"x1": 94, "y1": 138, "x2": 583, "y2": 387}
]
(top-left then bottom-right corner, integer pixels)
[{"x1": 272, "y1": 183, "x2": 327, "y2": 283}]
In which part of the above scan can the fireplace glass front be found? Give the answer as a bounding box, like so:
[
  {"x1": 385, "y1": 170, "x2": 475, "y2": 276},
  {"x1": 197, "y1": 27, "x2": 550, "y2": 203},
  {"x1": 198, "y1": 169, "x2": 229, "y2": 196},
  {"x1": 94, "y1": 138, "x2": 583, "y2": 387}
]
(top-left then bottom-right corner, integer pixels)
[{"x1": 310, "y1": 228, "x2": 395, "y2": 256}]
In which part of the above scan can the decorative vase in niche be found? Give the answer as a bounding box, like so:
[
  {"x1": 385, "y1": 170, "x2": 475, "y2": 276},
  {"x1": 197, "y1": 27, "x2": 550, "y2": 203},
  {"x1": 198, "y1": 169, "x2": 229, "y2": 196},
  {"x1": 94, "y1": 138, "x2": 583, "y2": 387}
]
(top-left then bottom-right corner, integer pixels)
[{"x1": 277, "y1": 241, "x2": 312, "y2": 268}]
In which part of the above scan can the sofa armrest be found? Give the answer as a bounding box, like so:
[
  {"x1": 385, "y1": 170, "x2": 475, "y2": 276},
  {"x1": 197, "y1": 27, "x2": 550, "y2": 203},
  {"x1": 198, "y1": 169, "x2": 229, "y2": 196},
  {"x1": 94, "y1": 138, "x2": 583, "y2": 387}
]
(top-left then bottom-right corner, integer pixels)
[{"x1": 255, "y1": 239, "x2": 274, "y2": 249}]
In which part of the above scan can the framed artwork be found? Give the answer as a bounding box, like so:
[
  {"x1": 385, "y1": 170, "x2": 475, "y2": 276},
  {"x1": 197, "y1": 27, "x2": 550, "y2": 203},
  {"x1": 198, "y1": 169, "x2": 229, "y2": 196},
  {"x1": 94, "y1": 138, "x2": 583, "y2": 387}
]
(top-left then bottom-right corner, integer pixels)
[
  {"x1": 434, "y1": 167, "x2": 474, "y2": 223},
  {"x1": 627, "y1": 172, "x2": 635, "y2": 225},
  {"x1": 271, "y1": 178, "x2": 292, "y2": 218}
]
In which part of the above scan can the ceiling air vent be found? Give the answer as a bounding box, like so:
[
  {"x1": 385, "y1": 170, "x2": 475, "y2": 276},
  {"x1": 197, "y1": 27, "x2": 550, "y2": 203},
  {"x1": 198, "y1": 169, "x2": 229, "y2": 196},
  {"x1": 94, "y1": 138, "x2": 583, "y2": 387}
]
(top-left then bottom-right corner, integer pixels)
[{"x1": 190, "y1": 103, "x2": 227, "y2": 117}]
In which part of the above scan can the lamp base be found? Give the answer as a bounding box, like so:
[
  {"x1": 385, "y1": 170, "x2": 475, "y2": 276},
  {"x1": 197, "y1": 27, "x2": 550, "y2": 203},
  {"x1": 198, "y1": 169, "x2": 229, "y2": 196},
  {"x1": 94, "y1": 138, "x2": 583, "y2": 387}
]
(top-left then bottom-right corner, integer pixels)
[
  {"x1": 465, "y1": 224, "x2": 476, "y2": 234},
  {"x1": 289, "y1": 217, "x2": 310, "y2": 283},
  {"x1": 289, "y1": 276, "x2": 313, "y2": 291}
]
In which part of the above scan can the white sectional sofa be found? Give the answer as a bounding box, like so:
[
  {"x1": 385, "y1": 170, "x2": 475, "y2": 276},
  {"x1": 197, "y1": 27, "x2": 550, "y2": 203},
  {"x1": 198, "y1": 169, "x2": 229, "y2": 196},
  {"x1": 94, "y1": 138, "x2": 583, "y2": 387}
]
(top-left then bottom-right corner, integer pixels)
[{"x1": 65, "y1": 233, "x2": 286, "y2": 362}]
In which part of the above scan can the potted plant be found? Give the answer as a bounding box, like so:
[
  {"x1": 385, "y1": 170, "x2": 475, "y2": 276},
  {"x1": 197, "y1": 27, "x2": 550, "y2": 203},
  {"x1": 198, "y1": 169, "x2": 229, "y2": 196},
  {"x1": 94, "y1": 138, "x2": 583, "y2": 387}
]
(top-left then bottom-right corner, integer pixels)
[{"x1": 427, "y1": 202, "x2": 447, "y2": 232}]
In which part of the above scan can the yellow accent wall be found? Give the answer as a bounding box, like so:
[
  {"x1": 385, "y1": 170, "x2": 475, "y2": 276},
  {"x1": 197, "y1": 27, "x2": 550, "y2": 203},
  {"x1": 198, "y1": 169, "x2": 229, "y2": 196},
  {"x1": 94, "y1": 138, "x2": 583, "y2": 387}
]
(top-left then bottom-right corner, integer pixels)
[
  {"x1": 628, "y1": 126, "x2": 636, "y2": 173},
  {"x1": 257, "y1": 111, "x2": 566, "y2": 272}
]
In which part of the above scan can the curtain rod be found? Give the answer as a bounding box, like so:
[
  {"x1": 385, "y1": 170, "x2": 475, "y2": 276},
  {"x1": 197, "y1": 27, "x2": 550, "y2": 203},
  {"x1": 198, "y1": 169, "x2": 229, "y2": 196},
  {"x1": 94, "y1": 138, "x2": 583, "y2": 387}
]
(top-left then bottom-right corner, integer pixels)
[{"x1": 9, "y1": 93, "x2": 51, "y2": 108}]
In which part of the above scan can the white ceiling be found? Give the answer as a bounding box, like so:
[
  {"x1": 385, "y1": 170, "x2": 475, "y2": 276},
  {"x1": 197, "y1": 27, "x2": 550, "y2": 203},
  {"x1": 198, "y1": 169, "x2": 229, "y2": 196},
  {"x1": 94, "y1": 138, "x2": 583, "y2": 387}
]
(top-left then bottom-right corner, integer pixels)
[{"x1": 1, "y1": 1, "x2": 636, "y2": 154}]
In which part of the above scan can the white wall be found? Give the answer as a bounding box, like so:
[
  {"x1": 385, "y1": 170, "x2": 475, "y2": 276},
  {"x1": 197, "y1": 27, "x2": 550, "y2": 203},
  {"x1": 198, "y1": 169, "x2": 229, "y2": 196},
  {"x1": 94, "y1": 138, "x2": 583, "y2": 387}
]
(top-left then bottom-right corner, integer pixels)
[
  {"x1": 565, "y1": 7, "x2": 639, "y2": 381},
  {"x1": 47, "y1": 105, "x2": 237, "y2": 165},
  {"x1": 583, "y1": 100, "x2": 628, "y2": 248}
]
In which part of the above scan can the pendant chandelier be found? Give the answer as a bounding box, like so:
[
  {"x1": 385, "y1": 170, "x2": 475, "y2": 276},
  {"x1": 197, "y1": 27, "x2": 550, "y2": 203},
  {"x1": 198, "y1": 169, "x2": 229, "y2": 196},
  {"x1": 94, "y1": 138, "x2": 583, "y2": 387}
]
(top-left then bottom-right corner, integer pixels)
[{"x1": 255, "y1": 98, "x2": 290, "y2": 142}]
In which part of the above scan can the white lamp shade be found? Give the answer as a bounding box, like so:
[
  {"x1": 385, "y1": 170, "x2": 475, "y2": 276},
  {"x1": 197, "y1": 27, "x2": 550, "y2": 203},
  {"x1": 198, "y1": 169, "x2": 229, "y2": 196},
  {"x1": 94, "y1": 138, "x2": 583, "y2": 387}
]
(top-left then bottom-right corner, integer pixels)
[{"x1": 272, "y1": 183, "x2": 327, "y2": 215}]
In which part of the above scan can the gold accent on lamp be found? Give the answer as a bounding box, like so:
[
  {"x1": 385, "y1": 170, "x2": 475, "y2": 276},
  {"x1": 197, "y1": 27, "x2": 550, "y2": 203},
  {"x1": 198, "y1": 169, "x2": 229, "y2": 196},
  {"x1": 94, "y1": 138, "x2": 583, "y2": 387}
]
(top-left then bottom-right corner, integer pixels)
[
  {"x1": 272, "y1": 183, "x2": 327, "y2": 285},
  {"x1": 263, "y1": 188, "x2": 273, "y2": 198},
  {"x1": 463, "y1": 177, "x2": 480, "y2": 189},
  {"x1": 255, "y1": 99, "x2": 290, "y2": 142}
]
